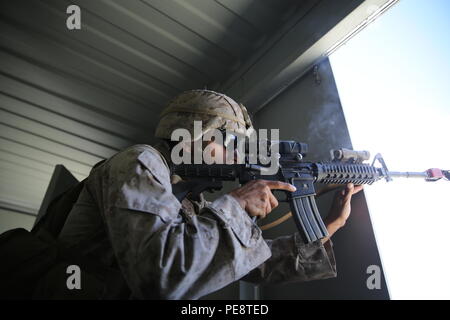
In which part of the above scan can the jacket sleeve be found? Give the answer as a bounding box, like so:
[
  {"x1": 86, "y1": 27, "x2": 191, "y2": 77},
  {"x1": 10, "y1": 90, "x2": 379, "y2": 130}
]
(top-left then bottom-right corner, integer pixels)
[
  {"x1": 241, "y1": 232, "x2": 337, "y2": 285},
  {"x1": 89, "y1": 145, "x2": 271, "y2": 299}
]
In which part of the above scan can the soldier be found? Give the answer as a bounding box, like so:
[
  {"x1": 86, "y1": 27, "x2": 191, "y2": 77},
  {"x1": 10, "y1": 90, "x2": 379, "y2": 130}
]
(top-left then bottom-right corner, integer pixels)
[{"x1": 55, "y1": 89, "x2": 363, "y2": 299}]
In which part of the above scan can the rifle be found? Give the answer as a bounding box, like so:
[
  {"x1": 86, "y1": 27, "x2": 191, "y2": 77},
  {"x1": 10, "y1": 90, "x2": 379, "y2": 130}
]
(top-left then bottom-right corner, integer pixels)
[{"x1": 172, "y1": 141, "x2": 449, "y2": 244}]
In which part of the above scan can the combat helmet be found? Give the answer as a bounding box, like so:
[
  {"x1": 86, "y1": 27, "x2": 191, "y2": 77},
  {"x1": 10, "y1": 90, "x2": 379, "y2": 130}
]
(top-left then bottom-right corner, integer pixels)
[{"x1": 155, "y1": 89, "x2": 253, "y2": 142}]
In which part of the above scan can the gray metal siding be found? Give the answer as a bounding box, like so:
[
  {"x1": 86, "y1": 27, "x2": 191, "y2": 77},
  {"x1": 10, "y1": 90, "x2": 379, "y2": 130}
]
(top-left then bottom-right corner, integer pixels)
[
  {"x1": 254, "y1": 58, "x2": 389, "y2": 299},
  {"x1": 0, "y1": 0, "x2": 306, "y2": 216}
]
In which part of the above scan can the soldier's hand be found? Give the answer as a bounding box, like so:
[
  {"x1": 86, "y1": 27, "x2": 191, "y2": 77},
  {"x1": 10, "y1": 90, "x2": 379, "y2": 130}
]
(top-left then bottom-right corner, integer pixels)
[
  {"x1": 322, "y1": 183, "x2": 364, "y2": 242},
  {"x1": 229, "y1": 180, "x2": 296, "y2": 219}
]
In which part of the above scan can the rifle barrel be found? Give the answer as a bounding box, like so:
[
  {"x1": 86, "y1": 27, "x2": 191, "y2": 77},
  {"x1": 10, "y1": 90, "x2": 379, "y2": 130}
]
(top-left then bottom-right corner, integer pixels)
[{"x1": 388, "y1": 171, "x2": 428, "y2": 179}]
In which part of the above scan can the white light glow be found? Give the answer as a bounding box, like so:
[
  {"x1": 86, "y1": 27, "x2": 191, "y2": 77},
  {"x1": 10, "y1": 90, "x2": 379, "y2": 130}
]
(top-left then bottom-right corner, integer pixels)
[{"x1": 330, "y1": 0, "x2": 450, "y2": 299}]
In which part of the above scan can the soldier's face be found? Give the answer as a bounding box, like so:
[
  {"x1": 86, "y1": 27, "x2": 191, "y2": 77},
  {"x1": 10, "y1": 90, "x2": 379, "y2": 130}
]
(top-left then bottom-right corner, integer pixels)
[
  {"x1": 206, "y1": 141, "x2": 225, "y2": 163},
  {"x1": 199, "y1": 140, "x2": 238, "y2": 164}
]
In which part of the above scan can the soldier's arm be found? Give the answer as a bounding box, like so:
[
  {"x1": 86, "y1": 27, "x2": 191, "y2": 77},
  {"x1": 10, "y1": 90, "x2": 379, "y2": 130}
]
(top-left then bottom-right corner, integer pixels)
[
  {"x1": 90, "y1": 145, "x2": 271, "y2": 299},
  {"x1": 240, "y1": 183, "x2": 363, "y2": 285},
  {"x1": 240, "y1": 234, "x2": 337, "y2": 285}
]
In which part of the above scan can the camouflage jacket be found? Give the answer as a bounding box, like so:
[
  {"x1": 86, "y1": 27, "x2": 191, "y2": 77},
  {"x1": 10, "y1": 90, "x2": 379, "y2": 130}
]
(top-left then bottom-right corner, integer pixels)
[{"x1": 59, "y1": 144, "x2": 337, "y2": 299}]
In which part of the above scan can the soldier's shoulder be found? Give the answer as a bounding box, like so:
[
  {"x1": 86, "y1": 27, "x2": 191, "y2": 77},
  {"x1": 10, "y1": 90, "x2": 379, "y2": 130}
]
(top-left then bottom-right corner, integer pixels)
[
  {"x1": 110, "y1": 144, "x2": 169, "y2": 170},
  {"x1": 88, "y1": 144, "x2": 180, "y2": 217},
  {"x1": 121, "y1": 144, "x2": 163, "y2": 156},
  {"x1": 91, "y1": 144, "x2": 171, "y2": 189}
]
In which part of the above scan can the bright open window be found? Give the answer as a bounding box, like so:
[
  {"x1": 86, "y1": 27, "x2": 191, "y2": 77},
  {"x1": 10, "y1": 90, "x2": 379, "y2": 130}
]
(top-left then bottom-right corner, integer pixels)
[{"x1": 330, "y1": 0, "x2": 450, "y2": 299}]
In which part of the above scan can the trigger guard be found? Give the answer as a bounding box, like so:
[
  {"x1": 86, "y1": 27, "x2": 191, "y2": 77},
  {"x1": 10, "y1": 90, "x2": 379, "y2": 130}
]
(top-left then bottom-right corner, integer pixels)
[{"x1": 273, "y1": 190, "x2": 289, "y2": 202}]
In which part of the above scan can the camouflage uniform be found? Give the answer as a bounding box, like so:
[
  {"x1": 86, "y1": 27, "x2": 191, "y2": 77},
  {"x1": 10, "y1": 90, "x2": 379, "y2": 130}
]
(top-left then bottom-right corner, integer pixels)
[{"x1": 58, "y1": 90, "x2": 337, "y2": 299}]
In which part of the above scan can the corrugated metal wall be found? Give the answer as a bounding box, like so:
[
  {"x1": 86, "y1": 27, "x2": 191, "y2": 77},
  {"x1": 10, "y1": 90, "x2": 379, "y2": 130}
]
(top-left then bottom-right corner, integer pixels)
[
  {"x1": 0, "y1": 0, "x2": 311, "y2": 218},
  {"x1": 254, "y1": 58, "x2": 389, "y2": 299}
]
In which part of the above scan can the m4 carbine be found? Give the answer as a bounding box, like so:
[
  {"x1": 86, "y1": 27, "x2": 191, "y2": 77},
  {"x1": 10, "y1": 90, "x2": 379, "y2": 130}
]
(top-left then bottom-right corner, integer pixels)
[{"x1": 172, "y1": 141, "x2": 449, "y2": 244}]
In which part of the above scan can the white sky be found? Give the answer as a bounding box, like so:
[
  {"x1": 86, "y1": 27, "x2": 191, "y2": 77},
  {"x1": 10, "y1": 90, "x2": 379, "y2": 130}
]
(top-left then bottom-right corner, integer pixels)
[{"x1": 330, "y1": 0, "x2": 450, "y2": 299}]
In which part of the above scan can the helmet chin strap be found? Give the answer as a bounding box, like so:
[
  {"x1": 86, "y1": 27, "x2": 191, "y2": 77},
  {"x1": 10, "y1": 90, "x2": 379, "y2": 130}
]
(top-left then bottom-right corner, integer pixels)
[{"x1": 238, "y1": 103, "x2": 253, "y2": 129}]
